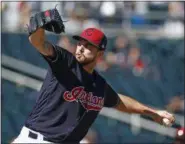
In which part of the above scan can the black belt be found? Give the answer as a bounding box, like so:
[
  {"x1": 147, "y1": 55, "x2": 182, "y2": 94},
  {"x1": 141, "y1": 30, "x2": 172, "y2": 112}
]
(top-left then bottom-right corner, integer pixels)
[
  {"x1": 28, "y1": 130, "x2": 79, "y2": 144},
  {"x1": 28, "y1": 131, "x2": 49, "y2": 142}
]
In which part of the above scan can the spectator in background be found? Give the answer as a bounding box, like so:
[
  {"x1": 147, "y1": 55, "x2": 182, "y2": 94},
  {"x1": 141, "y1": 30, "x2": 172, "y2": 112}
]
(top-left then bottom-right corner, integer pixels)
[
  {"x1": 18, "y1": 1, "x2": 31, "y2": 32},
  {"x1": 64, "y1": 8, "x2": 82, "y2": 34},
  {"x1": 83, "y1": 13, "x2": 100, "y2": 30},
  {"x1": 2, "y1": 2, "x2": 20, "y2": 32},
  {"x1": 57, "y1": 35, "x2": 76, "y2": 54},
  {"x1": 130, "y1": 2, "x2": 147, "y2": 29},
  {"x1": 1, "y1": 1, "x2": 8, "y2": 31},
  {"x1": 105, "y1": 36, "x2": 145, "y2": 77},
  {"x1": 127, "y1": 46, "x2": 145, "y2": 76},
  {"x1": 168, "y1": 2, "x2": 184, "y2": 19},
  {"x1": 105, "y1": 35, "x2": 129, "y2": 68},
  {"x1": 127, "y1": 46, "x2": 141, "y2": 67},
  {"x1": 63, "y1": 1, "x2": 76, "y2": 17},
  {"x1": 163, "y1": 2, "x2": 184, "y2": 39},
  {"x1": 96, "y1": 35, "x2": 130, "y2": 72},
  {"x1": 65, "y1": 6, "x2": 100, "y2": 35},
  {"x1": 99, "y1": 1, "x2": 123, "y2": 27}
]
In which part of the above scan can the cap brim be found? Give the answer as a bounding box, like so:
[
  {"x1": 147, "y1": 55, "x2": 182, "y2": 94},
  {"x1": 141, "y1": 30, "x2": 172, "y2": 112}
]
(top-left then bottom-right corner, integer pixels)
[{"x1": 72, "y1": 35, "x2": 103, "y2": 50}]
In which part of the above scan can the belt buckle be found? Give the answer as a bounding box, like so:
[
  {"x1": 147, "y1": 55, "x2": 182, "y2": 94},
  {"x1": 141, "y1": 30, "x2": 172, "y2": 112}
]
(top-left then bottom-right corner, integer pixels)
[
  {"x1": 29, "y1": 130, "x2": 49, "y2": 142},
  {"x1": 28, "y1": 131, "x2": 38, "y2": 139}
]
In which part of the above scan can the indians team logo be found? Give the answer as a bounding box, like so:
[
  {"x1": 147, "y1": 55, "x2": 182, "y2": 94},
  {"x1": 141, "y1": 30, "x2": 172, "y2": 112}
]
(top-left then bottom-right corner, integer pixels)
[
  {"x1": 85, "y1": 28, "x2": 94, "y2": 36},
  {"x1": 63, "y1": 86, "x2": 104, "y2": 111}
]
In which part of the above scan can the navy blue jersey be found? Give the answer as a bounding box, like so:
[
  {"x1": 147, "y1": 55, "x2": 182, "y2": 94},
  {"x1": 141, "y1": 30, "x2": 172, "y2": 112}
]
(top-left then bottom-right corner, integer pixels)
[{"x1": 25, "y1": 45, "x2": 120, "y2": 143}]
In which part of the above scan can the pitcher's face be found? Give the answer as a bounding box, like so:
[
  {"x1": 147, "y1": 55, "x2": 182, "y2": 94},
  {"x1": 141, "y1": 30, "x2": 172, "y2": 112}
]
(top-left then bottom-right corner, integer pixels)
[{"x1": 75, "y1": 40, "x2": 102, "y2": 66}]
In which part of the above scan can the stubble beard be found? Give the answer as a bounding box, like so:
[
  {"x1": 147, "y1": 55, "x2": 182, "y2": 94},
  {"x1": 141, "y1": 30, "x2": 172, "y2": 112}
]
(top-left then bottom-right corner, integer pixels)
[
  {"x1": 76, "y1": 55, "x2": 97, "y2": 66},
  {"x1": 80, "y1": 57, "x2": 96, "y2": 66}
]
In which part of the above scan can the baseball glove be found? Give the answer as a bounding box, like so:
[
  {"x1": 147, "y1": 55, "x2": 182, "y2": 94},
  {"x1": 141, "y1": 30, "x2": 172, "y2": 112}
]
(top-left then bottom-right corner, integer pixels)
[{"x1": 27, "y1": 7, "x2": 65, "y2": 35}]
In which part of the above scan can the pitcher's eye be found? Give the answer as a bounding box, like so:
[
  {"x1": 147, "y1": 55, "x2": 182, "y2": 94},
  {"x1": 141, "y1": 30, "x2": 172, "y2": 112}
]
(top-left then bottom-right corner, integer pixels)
[{"x1": 77, "y1": 42, "x2": 81, "y2": 46}]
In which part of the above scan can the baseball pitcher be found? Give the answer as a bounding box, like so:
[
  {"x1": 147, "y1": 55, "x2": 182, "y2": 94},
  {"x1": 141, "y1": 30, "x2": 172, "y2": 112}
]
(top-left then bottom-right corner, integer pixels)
[{"x1": 12, "y1": 8, "x2": 175, "y2": 144}]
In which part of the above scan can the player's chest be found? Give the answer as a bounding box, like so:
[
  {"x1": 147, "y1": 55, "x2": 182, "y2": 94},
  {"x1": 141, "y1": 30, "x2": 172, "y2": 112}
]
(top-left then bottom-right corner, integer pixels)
[
  {"x1": 63, "y1": 85, "x2": 105, "y2": 111},
  {"x1": 65, "y1": 70, "x2": 105, "y2": 111}
]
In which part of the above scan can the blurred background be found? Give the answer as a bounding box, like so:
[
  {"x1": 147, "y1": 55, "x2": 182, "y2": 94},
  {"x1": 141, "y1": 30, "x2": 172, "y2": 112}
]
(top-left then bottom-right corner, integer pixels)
[{"x1": 1, "y1": 1, "x2": 184, "y2": 144}]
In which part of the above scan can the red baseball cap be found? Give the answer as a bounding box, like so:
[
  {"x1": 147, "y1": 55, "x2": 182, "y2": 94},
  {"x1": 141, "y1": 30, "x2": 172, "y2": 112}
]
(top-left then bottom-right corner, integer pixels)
[{"x1": 72, "y1": 28, "x2": 107, "y2": 50}]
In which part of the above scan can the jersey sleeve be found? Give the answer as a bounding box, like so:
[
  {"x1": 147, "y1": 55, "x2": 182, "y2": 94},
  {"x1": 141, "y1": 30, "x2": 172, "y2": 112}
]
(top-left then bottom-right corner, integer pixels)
[
  {"x1": 104, "y1": 83, "x2": 120, "y2": 108},
  {"x1": 41, "y1": 44, "x2": 77, "y2": 71}
]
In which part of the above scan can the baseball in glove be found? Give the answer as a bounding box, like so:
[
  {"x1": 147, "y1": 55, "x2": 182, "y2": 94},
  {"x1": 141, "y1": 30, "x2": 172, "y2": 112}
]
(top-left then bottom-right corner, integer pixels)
[{"x1": 27, "y1": 6, "x2": 65, "y2": 36}]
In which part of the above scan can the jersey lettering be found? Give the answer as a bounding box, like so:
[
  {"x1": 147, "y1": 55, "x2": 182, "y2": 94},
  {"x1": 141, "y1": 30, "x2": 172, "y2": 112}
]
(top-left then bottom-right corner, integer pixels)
[{"x1": 63, "y1": 86, "x2": 104, "y2": 111}]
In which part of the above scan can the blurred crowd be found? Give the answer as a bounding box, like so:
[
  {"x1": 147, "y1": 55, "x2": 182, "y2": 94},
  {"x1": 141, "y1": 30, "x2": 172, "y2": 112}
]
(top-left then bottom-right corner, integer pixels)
[
  {"x1": 96, "y1": 35, "x2": 147, "y2": 77},
  {"x1": 1, "y1": 1, "x2": 184, "y2": 37}
]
